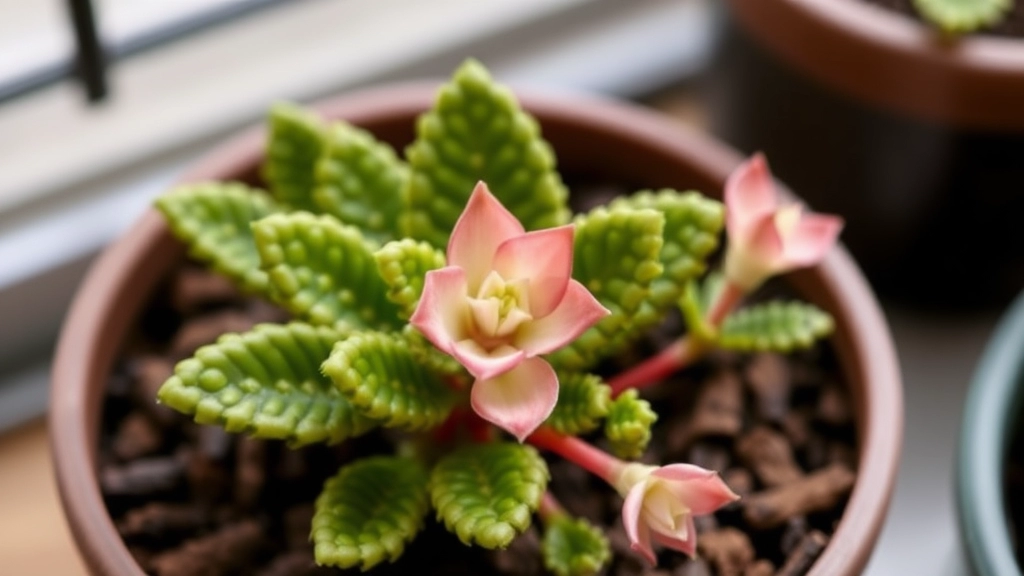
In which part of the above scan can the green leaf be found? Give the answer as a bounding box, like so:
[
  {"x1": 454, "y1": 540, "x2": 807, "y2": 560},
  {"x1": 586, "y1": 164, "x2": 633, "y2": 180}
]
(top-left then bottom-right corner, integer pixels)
[
  {"x1": 604, "y1": 390, "x2": 658, "y2": 460},
  {"x1": 718, "y1": 301, "x2": 834, "y2": 353},
  {"x1": 913, "y1": 0, "x2": 1011, "y2": 34},
  {"x1": 679, "y1": 273, "x2": 725, "y2": 344},
  {"x1": 430, "y1": 442, "x2": 549, "y2": 549},
  {"x1": 261, "y1": 102, "x2": 326, "y2": 212},
  {"x1": 313, "y1": 456, "x2": 430, "y2": 570},
  {"x1": 252, "y1": 212, "x2": 402, "y2": 330},
  {"x1": 313, "y1": 121, "x2": 409, "y2": 243},
  {"x1": 156, "y1": 182, "x2": 281, "y2": 294},
  {"x1": 157, "y1": 322, "x2": 376, "y2": 446},
  {"x1": 321, "y1": 331, "x2": 459, "y2": 431},
  {"x1": 403, "y1": 59, "x2": 570, "y2": 247},
  {"x1": 544, "y1": 373, "x2": 611, "y2": 436},
  {"x1": 541, "y1": 516, "x2": 611, "y2": 576},
  {"x1": 374, "y1": 239, "x2": 446, "y2": 320},
  {"x1": 548, "y1": 207, "x2": 665, "y2": 371},
  {"x1": 609, "y1": 189, "x2": 724, "y2": 308}
]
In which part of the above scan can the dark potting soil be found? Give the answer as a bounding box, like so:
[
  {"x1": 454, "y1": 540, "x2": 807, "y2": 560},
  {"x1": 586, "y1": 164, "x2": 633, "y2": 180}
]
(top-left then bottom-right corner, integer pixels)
[
  {"x1": 860, "y1": 0, "x2": 1024, "y2": 38},
  {"x1": 98, "y1": 221, "x2": 857, "y2": 575}
]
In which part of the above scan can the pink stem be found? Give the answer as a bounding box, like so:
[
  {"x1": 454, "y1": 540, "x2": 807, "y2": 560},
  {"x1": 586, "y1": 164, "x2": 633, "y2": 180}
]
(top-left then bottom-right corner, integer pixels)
[
  {"x1": 538, "y1": 491, "x2": 566, "y2": 523},
  {"x1": 528, "y1": 427, "x2": 620, "y2": 483},
  {"x1": 705, "y1": 280, "x2": 746, "y2": 328},
  {"x1": 608, "y1": 338, "x2": 696, "y2": 397}
]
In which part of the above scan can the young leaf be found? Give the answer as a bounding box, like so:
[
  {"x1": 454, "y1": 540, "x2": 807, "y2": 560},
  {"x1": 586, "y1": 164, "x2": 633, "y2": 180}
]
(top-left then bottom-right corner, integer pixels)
[
  {"x1": 374, "y1": 239, "x2": 446, "y2": 320},
  {"x1": 430, "y1": 442, "x2": 549, "y2": 549},
  {"x1": 547, "y1": 207, "x2": 665, "y2": 371},
  {"x1": 313, "y1": 456, "x2": 430, "y2": 570},
  {"x1": 913, "y1": 0, "x2": 1011, "y2": 34},
  {"x1": 718, "y1": 301, "x2": 834, "y2": 353},
  {"x1": 541, "y1": 515, "x2": 611, "y2": 576},
  {"x1": 156, "y1": 182, "x2": 280, "y2": 294},
  {"x1": 544, "y1": 373, "x2": 611, "y2": 436},
  {"x1": 157, "y1": 322, "x2": 376, "y2": 446},
  {"x1": 262, "y1": 102, "x2": 325, "y2": 212},
  {"x1": 252, "y1": 212, "x2": 402, "y2": 330},
  {"x1": 403, "y1": 59, "x2": 570, "y2": 247},
  {"x1": 321, "y1": 331, "x2": 459, "y2": 431},
  {"x1": 604, "y1": 390, "x2": 658, "y2": 460},
  {"x1": 313, "y1": 121, "x2": 409, "y2": 243},
  {"x1": 609, "y1": 189, "x2": 724, "y2": 308},
  {"x1": 678, "y1": 273, "x2": 725, "y2": 344}
]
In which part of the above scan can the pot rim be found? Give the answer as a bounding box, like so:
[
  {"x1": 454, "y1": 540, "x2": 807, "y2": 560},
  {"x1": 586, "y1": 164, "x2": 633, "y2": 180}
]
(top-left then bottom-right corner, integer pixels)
[
  {"x1": 50, "y1": 82, "x2": 903, "y2": 576},
  {"x1": 957, "y1": 291, "x2": 1024, "y2": 576},
  {"x1": 725, "y1": 0, "x2": 1024, "y2": 130}
]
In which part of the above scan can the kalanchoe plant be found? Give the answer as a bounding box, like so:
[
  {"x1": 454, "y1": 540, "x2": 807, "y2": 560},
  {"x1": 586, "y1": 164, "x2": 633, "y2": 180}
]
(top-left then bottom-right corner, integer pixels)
[
  {"x1": 153, "y1": 59, "x2": 844, "y2": 574},
  {"x1": 911, "y1": 0, "x2": 1012, "y2": 35}
]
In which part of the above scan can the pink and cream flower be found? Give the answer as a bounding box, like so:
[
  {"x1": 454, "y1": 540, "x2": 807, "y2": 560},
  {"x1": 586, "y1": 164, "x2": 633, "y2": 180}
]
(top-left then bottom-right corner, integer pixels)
[
  {"x1": 410, "y1": 182, "x2": 609, "y2": 441},
  {"x1": 723, "y1": 153, "x2": 844, "y2": 292}
]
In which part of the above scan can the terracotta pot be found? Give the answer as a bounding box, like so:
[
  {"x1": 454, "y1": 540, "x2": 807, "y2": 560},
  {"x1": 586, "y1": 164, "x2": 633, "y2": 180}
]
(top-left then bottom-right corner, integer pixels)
[
  {"x1": 710, "y1": 0, "x2": 1024, "y2": 308},
  {"x1": 50, "y1": 84, "x2": 903, "y2": 575}
]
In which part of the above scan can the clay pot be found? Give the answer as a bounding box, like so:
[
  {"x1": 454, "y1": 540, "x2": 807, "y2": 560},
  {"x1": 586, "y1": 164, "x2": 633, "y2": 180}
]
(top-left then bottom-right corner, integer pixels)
[
  {"x1": 957, "y1": 291, "x2": 1024, "y2": 575},
  {"x1": 710, "y1": 0, "x2": 1024, "y2": 308},
  {"x1": 50, "y1": 85, "x2": 903, "y2": 575}
]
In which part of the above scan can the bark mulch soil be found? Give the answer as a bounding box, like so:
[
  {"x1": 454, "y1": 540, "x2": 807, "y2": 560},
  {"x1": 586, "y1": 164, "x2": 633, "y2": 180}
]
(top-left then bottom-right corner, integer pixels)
[{"x1": 861, "y1": 0, "x2": 1024, "y2": 38}]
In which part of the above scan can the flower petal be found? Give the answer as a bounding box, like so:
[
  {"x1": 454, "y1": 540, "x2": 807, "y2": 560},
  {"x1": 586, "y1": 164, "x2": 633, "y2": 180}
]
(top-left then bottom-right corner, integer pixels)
[
  {"x1": 447, "y1": 182, "x2": 525, "y2": 292},
  {"x1": 651, "y1": 516, "x2": 697, "y2": 558},
  {"x1": 409, "y1": 267, "x2": 470, "y2": 354},
  {"x1": 470, "y1": 357, "x2": 558, "y2": 441},
  {"x1": 725, "y1": 153, "x2": 777, "y2": 240},
  {"x1": 656, "y1": 467, "x2": 740, "y2": 516},
  {"x1": 783, "y1": 213, "x2": 844, "y2": 268},
  {"x1": 493, "y1": 225, "x2": 575, "y2": 317},
  {"x1": 452, "y1": 341, "x2": 525, "y2": 380},
  {"x1": 622, "y1": 483, "x2": 657, "y2": 565},
  {"x1": 651, "y1": 463, "x2": 718, "y2": 482},
  {"x1": 514, "y1": 280, "x2": 609, "y2": 356}
]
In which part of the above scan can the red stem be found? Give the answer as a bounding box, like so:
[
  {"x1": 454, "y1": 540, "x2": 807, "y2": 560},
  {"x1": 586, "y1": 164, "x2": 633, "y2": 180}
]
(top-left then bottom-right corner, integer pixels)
[
  {"x1": 607, "y1": 338, "x2": 695, "y2": 397},
  {"x1": 527, "y1": 427, "x2": 619, "y2": 483},
  {"x1": 538, "y1": 491, "x2": 566, "y2": 523},
  {"x1": 705, "y1": 280, "x2": 746, "y2": 328}
]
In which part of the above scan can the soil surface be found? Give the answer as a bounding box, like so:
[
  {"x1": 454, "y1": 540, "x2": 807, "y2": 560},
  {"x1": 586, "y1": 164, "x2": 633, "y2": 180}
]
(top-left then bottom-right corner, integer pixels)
[
  {"x1": 861, "y1": 0, "x2": 1024, "y2": 38},
  {"x1": 99, "y1": 227, "x2": 857, "y2": 575}
]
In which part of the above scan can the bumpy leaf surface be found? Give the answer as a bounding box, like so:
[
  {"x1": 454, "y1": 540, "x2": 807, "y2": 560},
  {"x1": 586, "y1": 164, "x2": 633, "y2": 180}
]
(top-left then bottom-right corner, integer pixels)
[
  {"x1": 374, "y1": 239, "x2": 446, "y2": 320},
  {"x1": 548, "y1": 207, "x2": 664, "y2": 371},
  {"x1": 261, "y1": 102, "x2": 325, "y2": 212},
  {"x1": 322, "y1": 331, "x2": 458, "y2": 431},
  {"x1": 252, "y1": 212, "x2": 402, "y2": 330},
  {"x1": 403, "y1": 59, "x2": 570, "y2": 246},
  {"x1": 718, "y1": 301, "x2": 834, "y2": 353},
  {"x1": 544, "y1": 373, "x2": 611, "y2": 436},
  {"x1": 913, "y1": 0, "x2": 1011, "y2": 34},
  {"x1": 157, "y1": 322, "x2": 376, "y2": 445},
  {"x1": 604, "y1": 390, "x2": 658, "y2": 460},
  {"x1": 313, "y1": 121, "x2": 409, "y2": 243},
  {"x1": 542, "y1": 515, "x2": 611, "y2": 576},
  {"x1": 156, "y1": 182, "x2": 280, "y2": 293},
  {"x1": 430, "y1": 442, "x2": 549, "y2": 549},
  {"x1": 313, "y1": 456, "x2": 430, "y2": 570}
]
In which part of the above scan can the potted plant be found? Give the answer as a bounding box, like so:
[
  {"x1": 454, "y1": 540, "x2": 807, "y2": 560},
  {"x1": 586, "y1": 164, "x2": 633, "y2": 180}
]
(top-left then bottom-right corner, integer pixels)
[
  {"x1": 51, "y1": 60, "x2": 902, "y2": 575},
  {"x1": 709, "y1": 0, "x2": 1024, "y2": 307},
  {"x1": 957, "y1": 290, "x2": 1024, "y2": 575}
]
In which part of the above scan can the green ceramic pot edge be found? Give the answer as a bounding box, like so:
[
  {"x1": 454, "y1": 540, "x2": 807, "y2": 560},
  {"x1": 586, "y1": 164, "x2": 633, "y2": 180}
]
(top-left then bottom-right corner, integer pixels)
[{"x1": 957, "y1": 291, "x2": 1024, "y2": 576}]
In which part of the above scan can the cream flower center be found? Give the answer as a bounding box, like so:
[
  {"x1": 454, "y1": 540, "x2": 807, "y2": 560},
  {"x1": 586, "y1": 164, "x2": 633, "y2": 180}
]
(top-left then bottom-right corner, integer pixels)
[
  {"x1": 773, "y1": 204, "x2": 803, "y2": 240},
  {"x1": 467, "y1": 271, "x2": 533, "y2": 340}
]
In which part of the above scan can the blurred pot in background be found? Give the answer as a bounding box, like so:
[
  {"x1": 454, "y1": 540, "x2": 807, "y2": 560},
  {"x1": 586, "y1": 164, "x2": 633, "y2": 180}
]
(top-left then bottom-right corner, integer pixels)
[{"x1": 708, "y1": 0, "x2": 1024, "y2": 308}]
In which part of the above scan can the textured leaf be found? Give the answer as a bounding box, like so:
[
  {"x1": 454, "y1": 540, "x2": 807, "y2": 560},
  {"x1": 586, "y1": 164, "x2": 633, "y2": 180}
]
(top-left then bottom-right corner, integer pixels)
[
  {"x1": 913, "y1": 0, "x2": 1011, "y2": 34},
  {"x1": 313, "y1": 121, "x2": 409, "y2": 243},
  {"x1": 313, "y1": 456, "x2": 430, "y2": 570},
  {"x1": 678, "y1": 273, "x2": 725, "y2": 344},
  {"x1": 374, "y1": 239, "x2": 446, "y2": 320},
  {"x1": 430, "y1": 442, "x2": 549, "y2": 549},
  {"x1": 262, "y1": 102, "x2": 326, "y2": 212},
  {"x1": 156, "y1": 182, "x2": 281, "y2": 293},
  {"x1": 718, "y1": 301, "x2": 834, "y2": 353},
  {"x1": 604, "y1": 390, "x2": 658, "y2": 460},
  {"x1": 544, "y1": 373, "x2": 611, "y2": 436},
  {"x1": 403, "y1": 59, "x2": 570, "y2": 246},
  {"x1": 609, "y1": 189, "x2": 724, "y2": 308},
  {"x1": 157, "y1": 322, "x2": 376, "y2": 446},
  {"x1": 548, "y1": 207, "x2": 664, "y2": 371},
  {"x1": 321, "y1": 331, "x2": 459, "y2": 431},
  {"x1": 252, "y1": 212, "x2": 402, "y2": 330},
  {"x1": 542, "y1": 516, "x2": 611, "y2": 576}
]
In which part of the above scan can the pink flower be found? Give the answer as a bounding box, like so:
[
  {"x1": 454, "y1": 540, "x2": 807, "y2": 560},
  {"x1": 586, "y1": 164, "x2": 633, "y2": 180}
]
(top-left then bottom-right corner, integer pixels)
[
  {"x1": 723, "y1": 153, "x2": 844, "y2": 291},
  {"x1": 410, "y1": 182, "x2": 609, "y2": 441},
  {"x1": 613, "y1": 463, "x2": 739, "y2": 564}
]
